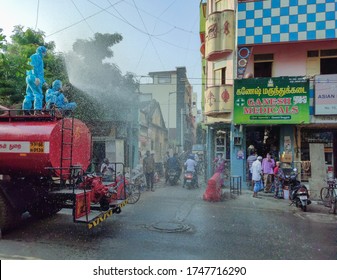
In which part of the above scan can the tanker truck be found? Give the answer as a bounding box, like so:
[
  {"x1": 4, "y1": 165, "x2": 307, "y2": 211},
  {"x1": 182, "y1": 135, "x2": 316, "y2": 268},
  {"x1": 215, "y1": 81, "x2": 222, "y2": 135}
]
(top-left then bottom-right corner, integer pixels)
[{"x1": 0, "y1": 106, "x2": 129, "y2": 233}]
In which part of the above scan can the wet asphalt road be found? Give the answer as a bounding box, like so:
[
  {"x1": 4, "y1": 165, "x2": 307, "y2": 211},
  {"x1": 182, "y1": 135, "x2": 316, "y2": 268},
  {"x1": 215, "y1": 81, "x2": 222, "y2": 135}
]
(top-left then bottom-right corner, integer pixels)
[{"x1": 0, "y1": 178, "x2": 336, "y2": 260}]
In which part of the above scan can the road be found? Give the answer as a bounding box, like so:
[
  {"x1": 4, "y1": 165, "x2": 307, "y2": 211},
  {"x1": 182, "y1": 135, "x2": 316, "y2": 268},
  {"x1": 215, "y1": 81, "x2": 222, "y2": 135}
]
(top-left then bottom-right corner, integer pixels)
[{"x1": 0, "y1": 178, "x2": 336, "y2": 260}]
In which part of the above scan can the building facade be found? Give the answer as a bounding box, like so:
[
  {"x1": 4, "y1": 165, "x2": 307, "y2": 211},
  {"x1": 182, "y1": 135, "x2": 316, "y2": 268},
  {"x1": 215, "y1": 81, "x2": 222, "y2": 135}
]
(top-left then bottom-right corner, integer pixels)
[
  {"x1": 138, "y1": 99, "x2": 167, "y2": 166},
  {"x1": 200, "y1": 0, "x2": 337, "y2": 197},
  {"x1": 139, "y1": 67, "x2": 196, "y2": 155}
]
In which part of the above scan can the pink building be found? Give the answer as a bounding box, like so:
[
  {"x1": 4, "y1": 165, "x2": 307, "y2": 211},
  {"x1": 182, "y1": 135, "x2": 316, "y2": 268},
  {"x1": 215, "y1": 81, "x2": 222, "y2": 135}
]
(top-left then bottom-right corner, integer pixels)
[{"x1": 200, "y1": 0, "x2": 337, "y2": 196}]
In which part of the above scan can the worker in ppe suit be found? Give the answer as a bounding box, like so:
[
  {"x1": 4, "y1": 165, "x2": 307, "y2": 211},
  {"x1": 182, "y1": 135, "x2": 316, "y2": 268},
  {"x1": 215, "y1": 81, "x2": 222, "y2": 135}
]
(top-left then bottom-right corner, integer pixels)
[
  {"x1": 22, "y1": 46, "x2": 47, "y2": 115},
  {"x1": 45, "y1": 79, "x2": 62, "y2": 110},
  {"x1": 55, "y1": 87, "x2": 77, "y2": 111}
]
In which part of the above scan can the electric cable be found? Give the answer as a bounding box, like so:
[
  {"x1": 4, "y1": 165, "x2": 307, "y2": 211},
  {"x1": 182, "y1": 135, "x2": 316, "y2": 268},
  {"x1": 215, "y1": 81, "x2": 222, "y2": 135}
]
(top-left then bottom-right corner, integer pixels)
[
  {"x1": 34, "y1": 0, "x2": 40, "y2": 30},
  {"x1": 71, "y1": 0, "x2": 95, "y2": 35}
]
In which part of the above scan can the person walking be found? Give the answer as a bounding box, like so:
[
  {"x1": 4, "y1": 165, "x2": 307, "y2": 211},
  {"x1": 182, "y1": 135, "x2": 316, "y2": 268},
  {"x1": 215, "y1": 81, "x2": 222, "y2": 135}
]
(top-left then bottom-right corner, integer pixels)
[
  {"x1": 273, "y1": 161, "x2": 285, "y2": 199},
  {"x1": 261, "y1": 153, "x2": 275, "y2": 193},
  {"x1": 143, "y1": 150, "x2": 155, "y2": 191},
  {"x1": 163, "y1": 151, "x2": 170, "y2": 183},
  {"x1": 252, "y1": 156, "x2": 263, "y2": 198},
  {"x1": 247, "y1": 150, "x2": 257, "y2": 190}
]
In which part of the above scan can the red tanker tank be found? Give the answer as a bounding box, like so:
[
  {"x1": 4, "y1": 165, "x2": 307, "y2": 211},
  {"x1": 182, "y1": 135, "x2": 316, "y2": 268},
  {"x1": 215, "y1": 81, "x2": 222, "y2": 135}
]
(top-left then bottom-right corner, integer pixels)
[{"x1": 0, "y1": 113, "x2": 91, "y2": 177}]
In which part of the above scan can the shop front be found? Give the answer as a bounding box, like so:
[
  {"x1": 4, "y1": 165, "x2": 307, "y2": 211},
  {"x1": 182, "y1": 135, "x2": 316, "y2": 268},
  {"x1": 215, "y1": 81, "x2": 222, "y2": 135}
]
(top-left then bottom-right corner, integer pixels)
[
  {"x1": 297, "y1": 74, "x2": 337, "y2": 197},
  {"x1": 233, "y1": 77, "x2": 310, "y2": 188}
]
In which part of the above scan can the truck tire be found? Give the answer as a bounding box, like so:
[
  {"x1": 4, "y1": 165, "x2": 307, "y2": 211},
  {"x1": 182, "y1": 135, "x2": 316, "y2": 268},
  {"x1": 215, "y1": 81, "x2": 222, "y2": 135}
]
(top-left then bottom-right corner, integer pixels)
[
  {"x1": 0, "y1": 190, "x2": 20, "y2": 231},
  {"x1": 28, "y1": 199, "x2": 62, "y2": 219}
]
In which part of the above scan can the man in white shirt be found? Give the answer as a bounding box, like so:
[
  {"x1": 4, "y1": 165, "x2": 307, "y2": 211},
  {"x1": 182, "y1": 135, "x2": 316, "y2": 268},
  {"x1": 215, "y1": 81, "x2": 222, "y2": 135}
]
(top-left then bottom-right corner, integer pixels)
[
  {"x1": 183, "y1": 154, "x2": 198, "y2": 187},
  {"x1": 100, "y1": 158, "x2": 114, "y2": 181},
  {"x1": 251, "y1": 156, "x2": 262, "y2": 198}
]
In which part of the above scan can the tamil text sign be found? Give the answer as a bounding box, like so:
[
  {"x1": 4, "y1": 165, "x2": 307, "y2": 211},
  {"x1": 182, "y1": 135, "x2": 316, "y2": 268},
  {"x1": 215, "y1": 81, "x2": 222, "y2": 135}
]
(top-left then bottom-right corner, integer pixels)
[{"x1": 234, "y1": 77, "x2": 310, "y2": 124}]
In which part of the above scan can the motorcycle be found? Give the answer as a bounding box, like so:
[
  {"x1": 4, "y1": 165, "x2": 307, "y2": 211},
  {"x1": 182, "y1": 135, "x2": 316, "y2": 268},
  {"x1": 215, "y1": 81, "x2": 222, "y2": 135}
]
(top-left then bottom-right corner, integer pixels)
[
  {"x1": 284, "y1": 168, "x2": 311, "y2": 212},
  {"x1": 167, "y1": 168, "x2": 179, "y2": 186},
  {"x1": 183, "y1": 171, "x2": 198, "y2": 189}
]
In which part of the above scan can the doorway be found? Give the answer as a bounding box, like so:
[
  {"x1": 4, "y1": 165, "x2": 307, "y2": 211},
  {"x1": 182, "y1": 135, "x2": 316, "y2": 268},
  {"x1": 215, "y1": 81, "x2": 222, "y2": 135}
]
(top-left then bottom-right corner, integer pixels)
[
  {"x1": 246, "y1": 126, "x2": 280, "y2": 160},
  {"x1": 92, "y1": 141, "x2": 105, "y2": 172}
]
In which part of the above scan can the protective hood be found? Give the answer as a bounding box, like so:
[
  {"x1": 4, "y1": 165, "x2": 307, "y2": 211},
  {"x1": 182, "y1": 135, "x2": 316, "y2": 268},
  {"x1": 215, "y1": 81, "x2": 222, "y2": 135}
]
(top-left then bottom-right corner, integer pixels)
[
  {"x1": 36, "y1": 46, "x2": 47, "y2": 56},
  {"x1": 52, "y1": 80, "x2": 62, "y2": 91}
]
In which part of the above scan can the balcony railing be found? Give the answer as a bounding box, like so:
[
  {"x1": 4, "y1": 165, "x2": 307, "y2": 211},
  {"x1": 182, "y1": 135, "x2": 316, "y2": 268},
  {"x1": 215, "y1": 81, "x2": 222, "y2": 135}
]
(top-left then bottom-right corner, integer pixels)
[
  {"x1": 205, "y1": 10, "x2": 235, "y2": 61},
  {"x1": 205, "y1": 85, "x2": 233, "y2": 116}
]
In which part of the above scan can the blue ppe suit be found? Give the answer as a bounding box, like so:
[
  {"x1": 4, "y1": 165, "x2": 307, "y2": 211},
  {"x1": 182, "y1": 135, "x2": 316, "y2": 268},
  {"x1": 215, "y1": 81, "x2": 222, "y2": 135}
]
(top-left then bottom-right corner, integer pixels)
[
  {"x1": 22, "y1": 46, "x2": 47, "y2": 110},
  {"x1": 55, "y1": 92, "x2": 77, "y2": 111},
  {"x1": 22, "y1": 70, "x2": 38, "y2": 110},
  {"x1": 45, "y1": 80, "x2": 62, "y2": 109}
]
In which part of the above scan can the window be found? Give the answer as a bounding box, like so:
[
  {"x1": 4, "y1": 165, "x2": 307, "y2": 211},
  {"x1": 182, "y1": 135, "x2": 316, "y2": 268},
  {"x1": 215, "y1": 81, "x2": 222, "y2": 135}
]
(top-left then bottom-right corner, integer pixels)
[
  {"x1": 214, "y1": 67, "x2": 226, "y2": 86},
  {"x1": 254, "y1": 62, "x2": 272, "y2": 77},
  {"x1": 307, "y1": 50, "x2": 319, "y2": 57},
  {"x1": 215, "y1": 0, "x2": 223, "y2": 11},
  {"x1": 254, "y1": 54, "x2": 273, "y2": 77},
  {"x1": 158, "y1": 75, "x2": 171, "y2": 84},
  {"x1": 321, "y1": 57, "x2": 337, "y2": 74},
  {"x1": 306, "y1": 49, "x2": 337, "y2": 75}
]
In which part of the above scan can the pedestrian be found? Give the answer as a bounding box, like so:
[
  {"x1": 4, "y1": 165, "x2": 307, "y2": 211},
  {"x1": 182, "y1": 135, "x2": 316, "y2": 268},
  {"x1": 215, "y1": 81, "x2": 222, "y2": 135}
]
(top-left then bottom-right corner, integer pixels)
[
  {"x1": 194, "y1": 153, "x2": 199, "y2": 163},
  {"x1": 214, "y1": 153, "x2": 225, "y2": 171},
  {"x1": 143, "y1": 150, "x2": 155, "y2": 191},
  {"x1": 100, "y1": 158, "x2": 114, "y2": 181},
  {"x1": 247, "y1": 150, "x2": 257, "y2": 190},
  {"x1": 252, "y1": 156, "x2": 263, "y2": 198},
  {"x1": 273, "y1": 161, "x2": 285, "y2": 199},
  {"x1": 261, "y1": 153, "x2": 275, "y2": 193},
  {"x1": 22, "y1": 46, "x2": 47, "y2": 115},
  {"x1": 163, "y1": 151, "x2": 170, "y2": 183}
]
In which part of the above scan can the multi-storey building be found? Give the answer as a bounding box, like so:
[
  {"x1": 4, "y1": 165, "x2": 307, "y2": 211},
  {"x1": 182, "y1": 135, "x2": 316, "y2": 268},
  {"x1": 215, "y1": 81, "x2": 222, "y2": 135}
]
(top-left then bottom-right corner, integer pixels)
[
  {"x1": 200, "y1": 0, "x2": 337, "y2": 197},
  {"x1": 139, "y1": 67, "x2": 196, "y2": 155}
]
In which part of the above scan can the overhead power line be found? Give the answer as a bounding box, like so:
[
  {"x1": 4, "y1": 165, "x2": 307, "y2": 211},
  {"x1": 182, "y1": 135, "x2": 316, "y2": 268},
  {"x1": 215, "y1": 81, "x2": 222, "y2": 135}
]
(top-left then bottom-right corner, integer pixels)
[
  {"x1": 71, "y1": 0, "x2": 95, "y2": 35},
  {"x1": 34, "y1": 0, "x2": 40, "y2": 30}
]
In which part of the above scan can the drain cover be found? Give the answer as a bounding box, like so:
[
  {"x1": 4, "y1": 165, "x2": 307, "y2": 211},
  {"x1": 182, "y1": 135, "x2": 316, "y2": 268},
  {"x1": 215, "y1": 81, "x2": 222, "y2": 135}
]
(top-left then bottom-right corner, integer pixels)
[{"x1": 149, "y1": 222, "x2": 190, "y2": 233}]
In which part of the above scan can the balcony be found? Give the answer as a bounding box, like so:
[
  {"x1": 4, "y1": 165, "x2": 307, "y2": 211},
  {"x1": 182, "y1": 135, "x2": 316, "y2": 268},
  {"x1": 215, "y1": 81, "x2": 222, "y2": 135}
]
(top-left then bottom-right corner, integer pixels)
[
  {"x1": 205, "y1": 10, "x2": 235, "y2": 61},
  {"x1": 205, "y1": 85, "x2": 233, "y2": 116}
]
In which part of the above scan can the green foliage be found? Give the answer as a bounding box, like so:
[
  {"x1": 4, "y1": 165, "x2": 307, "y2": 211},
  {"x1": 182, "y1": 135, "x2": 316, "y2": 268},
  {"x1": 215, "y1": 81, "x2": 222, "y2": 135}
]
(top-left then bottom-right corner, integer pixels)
[
  {"x1": 0, "y1": 27, "x2": 138, "y2": 124},
  {"x1": 68, "y1": 32, "x2": 139, "y2": 122},
  {"x1": 72, "y1": 32, "x2": 123, "y2": 64}
]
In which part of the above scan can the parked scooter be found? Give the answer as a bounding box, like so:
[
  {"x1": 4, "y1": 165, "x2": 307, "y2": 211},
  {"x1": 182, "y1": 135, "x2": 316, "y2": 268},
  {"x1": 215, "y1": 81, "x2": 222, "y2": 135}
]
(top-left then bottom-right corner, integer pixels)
[{"x1": 284, "y1": 168, "x2": 311, "y2": 212}]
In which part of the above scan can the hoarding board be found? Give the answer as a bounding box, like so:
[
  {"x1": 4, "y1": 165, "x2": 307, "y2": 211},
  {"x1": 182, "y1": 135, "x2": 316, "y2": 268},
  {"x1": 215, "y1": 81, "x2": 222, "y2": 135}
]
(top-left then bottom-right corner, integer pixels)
[{"x1": 234, "y1": 77, "x2": 310, "y2": 124}]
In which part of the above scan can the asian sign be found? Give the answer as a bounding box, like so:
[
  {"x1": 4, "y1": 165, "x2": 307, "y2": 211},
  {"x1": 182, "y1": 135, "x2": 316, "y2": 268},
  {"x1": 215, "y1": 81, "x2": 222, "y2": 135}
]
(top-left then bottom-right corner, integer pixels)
[
  {"x1": 314, "y1": 74, "x2": 337, "y2": 115},
  {"x1": 234, "y1": 77, "x2": 310, "y2": 124}
]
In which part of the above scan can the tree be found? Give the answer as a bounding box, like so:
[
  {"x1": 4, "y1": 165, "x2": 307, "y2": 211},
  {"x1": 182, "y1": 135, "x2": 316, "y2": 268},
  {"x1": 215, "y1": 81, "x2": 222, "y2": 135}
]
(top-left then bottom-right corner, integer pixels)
[
  {"x1": 67, "y1": 33, "x2": 139, "y2": 121},
  {"x1": 0, "y1": 26, "x2": 52, "y2": 106},
  {"x1": 0, "y1": 26, "x2": 102, "y2": 121}
]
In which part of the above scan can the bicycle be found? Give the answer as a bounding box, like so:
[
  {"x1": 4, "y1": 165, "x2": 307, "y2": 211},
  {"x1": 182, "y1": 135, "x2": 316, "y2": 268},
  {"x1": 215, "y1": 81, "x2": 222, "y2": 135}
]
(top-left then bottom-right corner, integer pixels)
[
  {"x1": 103, "y1": 172, "x2": 141, "y2": 205},
  {"x1": 320, "y1": 178, "x2": 337, "y2": 214},
  {"x1": 125, "y1": 183, "x2": 141, "y2": 204},
  {"x1": 124, "y1": 169, "x2": 144, "y2": 204}
]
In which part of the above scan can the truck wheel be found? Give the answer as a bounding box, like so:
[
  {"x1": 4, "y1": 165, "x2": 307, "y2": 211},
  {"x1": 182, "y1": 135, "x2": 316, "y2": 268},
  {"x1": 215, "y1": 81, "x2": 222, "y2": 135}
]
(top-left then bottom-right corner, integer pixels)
[
  {"x1": 0, "y1": 190, "x2": 21, "y2": 231},
  {"x1": 28, "y1": 200, "x2": 62, "y2": 219}
]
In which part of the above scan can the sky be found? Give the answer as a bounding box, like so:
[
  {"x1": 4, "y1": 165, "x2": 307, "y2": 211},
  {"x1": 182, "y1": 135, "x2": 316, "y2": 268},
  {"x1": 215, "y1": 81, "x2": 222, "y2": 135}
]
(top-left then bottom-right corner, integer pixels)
[{"x1": 0, "y1": 0, "x2": 202, "y2": 103}]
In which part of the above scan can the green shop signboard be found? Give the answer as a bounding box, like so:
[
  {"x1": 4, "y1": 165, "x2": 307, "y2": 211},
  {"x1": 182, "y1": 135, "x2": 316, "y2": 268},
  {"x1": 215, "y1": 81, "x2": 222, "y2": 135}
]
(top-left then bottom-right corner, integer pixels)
[{"x1": 234, "y1": 77, "x2": 310, "y2": 124}]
